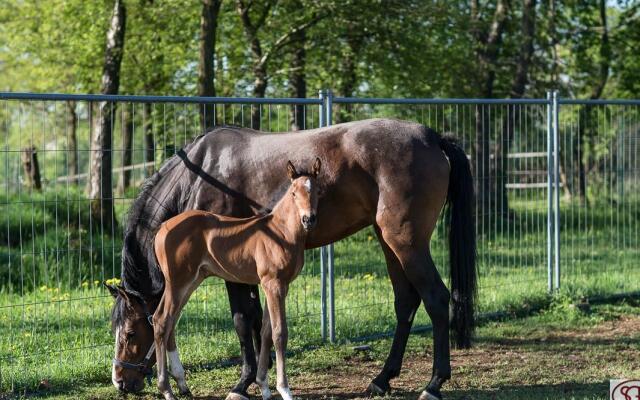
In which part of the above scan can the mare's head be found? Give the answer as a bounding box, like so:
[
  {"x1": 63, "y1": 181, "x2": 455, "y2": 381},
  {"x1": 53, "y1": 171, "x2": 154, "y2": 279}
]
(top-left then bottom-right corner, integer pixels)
[
  {"x1": 286, "y1": 158, "x2": 321, "y2": 231},
  {"x1": 106, "y1": 283, "x2": 155, "y2": 393}
]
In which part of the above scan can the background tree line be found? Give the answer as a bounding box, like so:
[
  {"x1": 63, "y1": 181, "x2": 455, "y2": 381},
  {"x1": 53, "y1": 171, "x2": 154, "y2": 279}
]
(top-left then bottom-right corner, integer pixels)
[{"x1": 0, "y1": 0, "x2": 638, "y2": 227}]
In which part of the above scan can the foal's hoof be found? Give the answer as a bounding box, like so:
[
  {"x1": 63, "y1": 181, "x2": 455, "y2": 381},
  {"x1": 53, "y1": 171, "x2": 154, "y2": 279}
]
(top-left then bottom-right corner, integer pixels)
[
  {"x1": 366, "y1": 381, "x2": 389, "y2": 396},
  {"x1": 225, "y1": 392, "x2": 250, "y2": 400},
  {"x1": 179, "y1": 388, "x2": 192, "y2": 397},
  {"x1": 418, "y1": 388, "x2": 442, "y2": 400}
]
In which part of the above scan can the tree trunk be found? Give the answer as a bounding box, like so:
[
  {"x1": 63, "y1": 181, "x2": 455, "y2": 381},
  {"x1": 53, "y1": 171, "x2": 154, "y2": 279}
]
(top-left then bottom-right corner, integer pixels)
[
  {"x1": 198, "y1": 0, "x2": 223, "y2": 131},
  {"x1": 573, "y1": 0, "x2": 610, "y2": 202},
  {"x1": 496, "y1": 0, "x2": 537, "y2": 219},
  {"x1": 236, "y1": 0, "x2": 323, "y2": 130},
  {"x1": 472, "y1": 0, "x2": 509, "y2": 226},
  {"x1": 251, "y1": 66, "x2": 267, "y2": 129},
  {"x1": 336, "y1": 30, "x2": 363, "y2": 124},
  {"x1": 143, "y1": 102, "x2": 154, "y2": 176},
  {"x1": 89, "y1": 0, "x2": 126, "y2": 231},
  {"x1": 117, "y1": 105, "x2": 133, "y2": 195},
  {"x1": 289, "y1": 27, "x2": 306, "y2": 130},
  {"x1": 21, "y1": 146, "x2": 41, "y2": 191},
  {"x1": 66, "y1": 101, "x2": 79, "y2": 185}
]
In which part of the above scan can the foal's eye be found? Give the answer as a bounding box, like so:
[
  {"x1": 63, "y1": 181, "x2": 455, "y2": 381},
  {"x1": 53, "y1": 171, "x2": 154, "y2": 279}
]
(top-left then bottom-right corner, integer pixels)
[
  {"x1": 126, "y1": 331, "x2": 136, "y2": 339},
  {"x1": 292, "y1": 192, "x2": 296, "y2": 198}
]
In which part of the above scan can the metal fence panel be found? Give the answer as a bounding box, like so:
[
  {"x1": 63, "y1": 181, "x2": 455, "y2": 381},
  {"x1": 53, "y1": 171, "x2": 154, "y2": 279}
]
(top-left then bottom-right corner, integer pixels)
[
  {"x1": 557, "y1": 101, "x2": 640, "y2": 297},
  {"x1": 326, "y1": 99, "x2": 552, "y2": 341},
  {"x1": 0, "y1": 91, "x2": 639, "y2": 393},
  {"x1": 0, "y1": 97, "x2": 323, "y2": 391}
]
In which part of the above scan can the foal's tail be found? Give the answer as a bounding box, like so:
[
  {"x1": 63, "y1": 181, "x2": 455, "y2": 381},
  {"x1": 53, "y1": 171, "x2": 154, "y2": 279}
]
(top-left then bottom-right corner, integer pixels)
[{"x1": 439, "y1": 135, "x2": 477, "y2": 349}]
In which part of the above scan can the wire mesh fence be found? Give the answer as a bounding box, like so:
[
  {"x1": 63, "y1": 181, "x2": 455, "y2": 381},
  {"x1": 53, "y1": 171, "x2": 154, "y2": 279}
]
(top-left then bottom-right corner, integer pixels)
[
  {"x1": 0, "y1": 92, "x2": 638, "y2": 393},
  {"x1": 557, "y1": 101, "x2": 640, "y2": 297},
  {"x1": 328, "y1": 98, "x2": 552, "y2": 340},
  {"x1": 0, "y1": 96, "x2": 324, "y2": 391}
]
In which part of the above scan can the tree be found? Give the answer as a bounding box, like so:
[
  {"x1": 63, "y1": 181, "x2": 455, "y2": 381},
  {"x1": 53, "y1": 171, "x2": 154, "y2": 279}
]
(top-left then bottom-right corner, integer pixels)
[
  {"x1": 235, "y1": 0, "x2": 324, "y2": 129},
  {"x1": 470, "y1": 0, "x2": 510, "y2": 223},
  {"x1": 116, "y1": 104, "x2": 133, "y2": 195},
  {"x1": 89, "y1": 0, "x2": 126, "y2": 231},
  {"x1": 66, "y1": 101, "x2": 79, "y2": 185},
  {"x1": 198, "y1": 0, "x2": 223, "y2": 130}
]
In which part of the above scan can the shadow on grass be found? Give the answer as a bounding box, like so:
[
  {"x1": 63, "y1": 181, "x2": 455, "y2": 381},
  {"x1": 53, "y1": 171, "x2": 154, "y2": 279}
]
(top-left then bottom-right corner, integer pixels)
[{"x1": 185, "y1": 381, "x2": 609, "y2": 400}]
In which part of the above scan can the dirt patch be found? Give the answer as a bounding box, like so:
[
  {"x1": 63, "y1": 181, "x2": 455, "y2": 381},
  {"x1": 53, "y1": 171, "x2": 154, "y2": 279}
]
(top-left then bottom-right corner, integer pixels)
[{"x1": 236, "y1": 313, "x2": 640, "y2": 399}]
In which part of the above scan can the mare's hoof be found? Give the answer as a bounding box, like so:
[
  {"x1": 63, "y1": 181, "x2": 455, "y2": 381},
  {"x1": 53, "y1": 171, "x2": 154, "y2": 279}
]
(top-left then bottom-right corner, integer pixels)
[
  {"x1": 225, "y1": 392, "x2": 250, "y2": 400},
  {"x1": 366, "y1": 381, "x2": 389, "y2": 396},
  {"x1": 179, "y1": 388, "x2": 192, "y2": 397},
  {"x1": 418, "y1": 388, "x2": 442, "y2": 400}
]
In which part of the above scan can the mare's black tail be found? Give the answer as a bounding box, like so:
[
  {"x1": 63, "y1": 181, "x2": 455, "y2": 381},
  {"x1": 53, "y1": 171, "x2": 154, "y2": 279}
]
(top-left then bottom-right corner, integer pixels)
[{"x1": 439, "y1": 135, "x2": 477, "y2": 349}]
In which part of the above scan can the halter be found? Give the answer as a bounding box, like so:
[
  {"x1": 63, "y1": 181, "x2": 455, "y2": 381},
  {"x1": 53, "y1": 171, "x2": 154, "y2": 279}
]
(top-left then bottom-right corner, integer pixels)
[{"x1": 112, "y1": 297, "x2": 156, "y2": 385}]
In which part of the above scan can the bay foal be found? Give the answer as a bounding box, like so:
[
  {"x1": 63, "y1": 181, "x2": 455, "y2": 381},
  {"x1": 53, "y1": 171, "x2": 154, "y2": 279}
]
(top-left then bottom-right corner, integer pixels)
[{"x1": 152, "y1": 159, "x2": 321, "y2": 400}]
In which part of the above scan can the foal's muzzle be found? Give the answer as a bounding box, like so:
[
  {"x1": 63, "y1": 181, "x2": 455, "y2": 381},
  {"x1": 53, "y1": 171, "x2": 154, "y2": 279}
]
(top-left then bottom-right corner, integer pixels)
[{"x1": 302, "y1": 214, "x2": 317, "y2": 230}]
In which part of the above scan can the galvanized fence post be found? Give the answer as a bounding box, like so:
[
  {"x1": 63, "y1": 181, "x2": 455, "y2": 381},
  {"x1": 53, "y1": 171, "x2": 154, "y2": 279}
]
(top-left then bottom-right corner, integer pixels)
[
  {"x1": 553, "y1": 91, "x2": 561, "y2": 290},
  {"x1": 318, "y1": 89, "x2": 328, "y2": 341},
  {"x1": 546, "y1": 92, "x2": 554, "y2": 293},
  {"x1": 325, "y1": 90, "x2": 336, "y2": 343}
]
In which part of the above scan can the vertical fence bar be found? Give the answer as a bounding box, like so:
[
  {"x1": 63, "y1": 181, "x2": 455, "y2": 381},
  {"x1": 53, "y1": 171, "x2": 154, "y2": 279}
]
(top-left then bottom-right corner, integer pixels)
[
  {"x1": 553, "y1": 91, "x2": 561, "y2": 290},
  {"x1": 546, "y1": 92, "x2": 554, "y2": 292},
  {"x1": 318, "y1": 90, "x2": 328, "y2": 341},
  {"x1": 325, "y1": 90, "x2": 336, "y2": 343}
]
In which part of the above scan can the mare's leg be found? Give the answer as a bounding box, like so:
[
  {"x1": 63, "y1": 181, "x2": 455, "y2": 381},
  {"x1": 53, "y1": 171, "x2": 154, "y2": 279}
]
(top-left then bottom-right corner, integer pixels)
[
  {"x1": 375, "y1": 168, "x2": 451, "y2": 400},
  {"x1": 256, "y1": 301, "x2": 273, "y2": 400},
  {"x1": 380, "y1": 230, "x2": 451, "y2": 400},
  {"x1": 368, "y1": 226, "x2": 421, "y2": 395},
  {"x1": 225, "y1": 282, "x2": 261, "y2": 400},
  {"x1": 261, "y1": 279, "x2": 292, "y2": 400},
  {"x1": 167, "y1": 331, "x2": 190, "y2": 395}
]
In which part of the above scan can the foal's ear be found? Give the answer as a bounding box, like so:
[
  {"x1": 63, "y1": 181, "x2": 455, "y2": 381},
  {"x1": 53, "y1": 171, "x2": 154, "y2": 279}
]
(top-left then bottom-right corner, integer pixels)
[
  {"x1": 311, "y1": 157, "x2": 322, "y2": 177},
  {"x1": 287, "y1": 160, "x2": 298, "y2": 180}
]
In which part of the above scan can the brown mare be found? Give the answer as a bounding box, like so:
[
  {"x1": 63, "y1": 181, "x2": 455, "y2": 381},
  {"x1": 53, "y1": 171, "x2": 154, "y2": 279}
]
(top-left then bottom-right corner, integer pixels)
[{"x1": 108, "y1": 118, "x2": 476, "y2": 400}]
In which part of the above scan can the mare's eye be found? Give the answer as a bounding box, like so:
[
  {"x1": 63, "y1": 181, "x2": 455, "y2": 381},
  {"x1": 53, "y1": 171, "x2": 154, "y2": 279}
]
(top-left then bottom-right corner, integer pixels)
[
  {"x1": 292, "y1": 192, "x2": 296, "y2": 198},
  {"x1": 126, "y1": 331, "x2": 136, "y2": 339}
]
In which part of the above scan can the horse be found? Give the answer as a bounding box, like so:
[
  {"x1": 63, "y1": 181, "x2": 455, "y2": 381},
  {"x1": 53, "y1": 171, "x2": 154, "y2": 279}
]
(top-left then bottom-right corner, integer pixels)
[
  {"x1": 108, "y1": 118, "x2": 476, "y2": 400},
  {"x1": 150, "y1": 159, "x2": 320, "y2": 400}
]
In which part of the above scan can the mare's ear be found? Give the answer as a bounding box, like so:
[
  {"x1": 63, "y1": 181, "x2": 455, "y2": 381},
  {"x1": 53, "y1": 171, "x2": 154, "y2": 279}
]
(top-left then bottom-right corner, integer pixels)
[
  {"x1": 311, "y1": 157, "x2": 322, "y2": 177},
  {"x1": 104, "y1": 282, "x2": 119, "y2": 298},
  {"x1": 287, "y1": 160, "x2": 298, "y2": 180}
]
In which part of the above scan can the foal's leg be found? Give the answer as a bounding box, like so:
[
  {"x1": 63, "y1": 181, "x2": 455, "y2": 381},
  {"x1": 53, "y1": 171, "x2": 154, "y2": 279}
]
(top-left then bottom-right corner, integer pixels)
[
  {"x1": 261, "y1": 279, "x2": 292, "y2": 400},
  {"x1": 256, "y1": 301, "x2": 273, "y2": 400},
  {"x1": 154, "y1": 294, "x2": 179, "y2": 400},
  {"x1": 368, "y1": 226, "x2": 421, "y2": 395},
  {"x1": 225, "y1": 282, "x2": 261, "y2": 400},
  {"x1": 167, "y1": 331, "x2": 190, "y2": 395}
]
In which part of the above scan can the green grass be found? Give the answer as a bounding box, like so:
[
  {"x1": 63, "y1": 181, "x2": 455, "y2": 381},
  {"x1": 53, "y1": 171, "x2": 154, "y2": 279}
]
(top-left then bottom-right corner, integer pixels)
[
  {"x1": 0, "y1": 189, "x2": 639, "y2": 395},
  {"x1": 10, "y1": 297, "x2": 640, "y2": 399}
]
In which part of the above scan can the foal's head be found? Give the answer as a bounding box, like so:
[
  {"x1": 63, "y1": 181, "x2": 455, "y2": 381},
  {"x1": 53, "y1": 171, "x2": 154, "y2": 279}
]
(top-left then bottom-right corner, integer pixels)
[
  {"x1": 286, "y1": 157, "x2": 321, "y2": 231},
  {"x1": 106, "y1": 284, "x2": 155, "y2": 393}
]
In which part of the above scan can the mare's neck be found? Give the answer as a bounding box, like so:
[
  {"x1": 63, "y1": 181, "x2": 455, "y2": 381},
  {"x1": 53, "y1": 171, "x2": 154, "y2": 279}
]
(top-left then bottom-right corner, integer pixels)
[{"x1": 270, "y1": 189, "x2": 305, "y2": 244}]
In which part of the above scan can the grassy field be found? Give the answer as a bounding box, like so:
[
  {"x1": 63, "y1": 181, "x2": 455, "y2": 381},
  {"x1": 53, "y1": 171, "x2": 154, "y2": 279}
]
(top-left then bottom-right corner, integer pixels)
[
  {"x1": 0, "y1": 187, "x2": 639, "y2": 396},
  {"x1": 9, "y1": 295, "x2": 640, "y2": 400}
]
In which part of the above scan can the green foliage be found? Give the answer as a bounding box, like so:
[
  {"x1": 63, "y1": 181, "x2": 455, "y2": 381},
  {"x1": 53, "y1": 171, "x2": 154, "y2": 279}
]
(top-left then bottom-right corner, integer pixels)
[{"x1": 0, "y1": 187, "x2": 123, "y2": 292}]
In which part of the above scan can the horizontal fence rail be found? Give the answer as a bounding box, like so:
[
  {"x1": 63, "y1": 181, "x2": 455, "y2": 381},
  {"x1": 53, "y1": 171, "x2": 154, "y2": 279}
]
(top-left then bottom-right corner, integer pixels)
[{"x1": 0, "y1": 91, "x2": 638, "y2": 393}]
